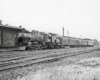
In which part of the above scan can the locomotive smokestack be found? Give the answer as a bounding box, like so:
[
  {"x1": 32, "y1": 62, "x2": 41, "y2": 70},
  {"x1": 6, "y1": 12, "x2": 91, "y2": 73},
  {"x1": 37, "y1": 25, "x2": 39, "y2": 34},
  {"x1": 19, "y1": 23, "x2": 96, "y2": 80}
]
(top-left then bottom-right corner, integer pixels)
[{"x1": 63, "y1": 27, "x2": 64, "y2": 36}]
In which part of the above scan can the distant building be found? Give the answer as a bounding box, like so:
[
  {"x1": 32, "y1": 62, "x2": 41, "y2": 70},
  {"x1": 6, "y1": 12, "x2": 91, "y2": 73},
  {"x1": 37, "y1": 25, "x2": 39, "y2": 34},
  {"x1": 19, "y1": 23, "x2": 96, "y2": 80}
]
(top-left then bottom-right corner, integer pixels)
[{"x1": 0, "y1": 24, "x2": 23, "y2": 47}]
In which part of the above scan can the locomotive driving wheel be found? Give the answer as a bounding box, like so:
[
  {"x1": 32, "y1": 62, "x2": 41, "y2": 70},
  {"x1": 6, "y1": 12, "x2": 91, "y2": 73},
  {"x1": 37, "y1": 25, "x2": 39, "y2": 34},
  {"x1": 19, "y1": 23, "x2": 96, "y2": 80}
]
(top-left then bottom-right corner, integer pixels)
[
  {"x1": 38, "y1": 45, "x2": 42, "y2": 50},
  {"x1": 31, "y1": 44, "x2": 43, "y2": 50},
  {"x1": 31, "y1": 45, "x2": 39, "y2": 50}
]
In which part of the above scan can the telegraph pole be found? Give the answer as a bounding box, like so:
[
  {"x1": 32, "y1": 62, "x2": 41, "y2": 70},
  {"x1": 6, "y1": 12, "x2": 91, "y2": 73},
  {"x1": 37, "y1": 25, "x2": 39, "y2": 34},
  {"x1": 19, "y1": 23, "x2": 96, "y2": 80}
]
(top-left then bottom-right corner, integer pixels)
[
  {"x1": 63, "y1": 27, "x2": 64, "y2": 36},
  {"x1": 80, "y1": 35, "x2": 82, "y2": 38},
  {"x1": 67, "y1": 30, "x2": 69, "y2": 36},
  {"x1": 0, "y1": 20, "x2": 2, "y2": 25}
]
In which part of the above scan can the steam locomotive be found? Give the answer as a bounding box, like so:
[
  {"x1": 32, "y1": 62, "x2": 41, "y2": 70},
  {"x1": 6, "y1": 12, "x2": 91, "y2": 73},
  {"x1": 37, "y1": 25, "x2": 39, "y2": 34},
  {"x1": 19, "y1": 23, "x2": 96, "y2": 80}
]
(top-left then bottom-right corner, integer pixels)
[{"x1": 15, "y1": 31, "x2": 98, "y2": 50}]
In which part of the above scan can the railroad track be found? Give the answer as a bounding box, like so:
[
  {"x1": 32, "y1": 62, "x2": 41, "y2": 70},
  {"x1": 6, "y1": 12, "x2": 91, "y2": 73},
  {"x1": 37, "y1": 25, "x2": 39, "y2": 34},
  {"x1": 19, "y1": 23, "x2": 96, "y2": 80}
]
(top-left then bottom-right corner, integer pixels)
[
  {"x1": 0, "y1": 46, "x2": 100, "y2": 72},
  {"x1": 0, "y1": 47, "x2": 83, "y2": 61},
  {"x1": 0, "y1": 47, "x2": 88, "y2": 63}
]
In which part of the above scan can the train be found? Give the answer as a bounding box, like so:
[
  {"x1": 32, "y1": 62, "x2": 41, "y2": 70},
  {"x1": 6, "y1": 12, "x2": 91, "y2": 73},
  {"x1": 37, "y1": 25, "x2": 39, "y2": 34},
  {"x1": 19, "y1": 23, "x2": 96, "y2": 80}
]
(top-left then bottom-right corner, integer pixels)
[{"x1": 15, "y1": 30, "x2": 98, "y2": 50}]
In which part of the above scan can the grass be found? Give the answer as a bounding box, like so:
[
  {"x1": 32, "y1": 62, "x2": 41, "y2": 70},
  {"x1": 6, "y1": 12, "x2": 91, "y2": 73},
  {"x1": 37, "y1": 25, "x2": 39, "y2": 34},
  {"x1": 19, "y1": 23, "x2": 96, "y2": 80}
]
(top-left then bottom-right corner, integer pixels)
[{"x1": 16, "y1": 57, "x2": 100, "y2": 80}]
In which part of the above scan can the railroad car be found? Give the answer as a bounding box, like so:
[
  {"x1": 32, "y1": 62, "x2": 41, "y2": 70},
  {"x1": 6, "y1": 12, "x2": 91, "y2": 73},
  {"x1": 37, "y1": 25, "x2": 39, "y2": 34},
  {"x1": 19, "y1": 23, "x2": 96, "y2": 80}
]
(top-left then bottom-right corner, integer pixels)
[
  {"x1": 94, "y1": 39, "x2": 98, "y2": 45},
  {"x1": 87, "y1": 40, "x2": 94, "y2": 47},
  {"x1": 57, "y1": 36, "x2": 70, "y2": 48},
  {"x1": 68, "y1": 37, "x2": 81, "y2": 47},
  {"x1": 57, "y1": 36, "x2": 82, "y2": 47},
  {"x1": 76, "y1": 38, "x2": 82, "y2": 47},
  {"x1": 81, "y1": 39, "x2": 88, "y2": 47}
]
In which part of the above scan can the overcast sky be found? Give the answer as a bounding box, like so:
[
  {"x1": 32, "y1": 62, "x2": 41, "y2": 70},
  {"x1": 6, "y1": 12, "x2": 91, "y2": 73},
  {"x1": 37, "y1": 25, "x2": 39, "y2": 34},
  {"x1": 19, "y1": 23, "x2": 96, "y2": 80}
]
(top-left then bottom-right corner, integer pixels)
[{"x1": 0, "y1": 0, "x2": 100, "y2": 40}]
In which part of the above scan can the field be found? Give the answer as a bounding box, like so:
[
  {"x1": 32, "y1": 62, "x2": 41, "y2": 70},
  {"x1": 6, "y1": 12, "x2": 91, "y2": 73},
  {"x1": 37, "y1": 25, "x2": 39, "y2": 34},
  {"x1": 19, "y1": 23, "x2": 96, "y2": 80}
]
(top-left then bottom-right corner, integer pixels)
[{"x1": 0, "y1": 46, "x2": 100, "y2": 80}]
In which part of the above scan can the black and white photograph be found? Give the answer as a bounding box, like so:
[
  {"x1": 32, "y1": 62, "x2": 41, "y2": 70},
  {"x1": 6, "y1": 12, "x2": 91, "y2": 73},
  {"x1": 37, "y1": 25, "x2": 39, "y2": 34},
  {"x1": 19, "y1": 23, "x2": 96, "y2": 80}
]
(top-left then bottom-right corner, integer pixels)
[{"x1": 0, "y1": 0, "x2": 100, "y2": 80}]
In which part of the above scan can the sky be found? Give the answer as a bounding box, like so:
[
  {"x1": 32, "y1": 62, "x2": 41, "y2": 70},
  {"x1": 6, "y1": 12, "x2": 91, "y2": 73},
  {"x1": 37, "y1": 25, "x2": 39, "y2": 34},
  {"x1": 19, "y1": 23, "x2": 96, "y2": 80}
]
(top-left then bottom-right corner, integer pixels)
[{"x1": 0, "y1": 0, "x2": 100, "y2": 40}]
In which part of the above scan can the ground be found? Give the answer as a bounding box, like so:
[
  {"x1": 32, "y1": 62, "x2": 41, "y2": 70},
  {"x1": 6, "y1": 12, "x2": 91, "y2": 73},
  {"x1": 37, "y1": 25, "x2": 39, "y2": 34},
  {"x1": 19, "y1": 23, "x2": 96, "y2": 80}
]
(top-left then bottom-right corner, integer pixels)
[{"x1": 1, "y1": 49, "x2": 100, "y2": 80}]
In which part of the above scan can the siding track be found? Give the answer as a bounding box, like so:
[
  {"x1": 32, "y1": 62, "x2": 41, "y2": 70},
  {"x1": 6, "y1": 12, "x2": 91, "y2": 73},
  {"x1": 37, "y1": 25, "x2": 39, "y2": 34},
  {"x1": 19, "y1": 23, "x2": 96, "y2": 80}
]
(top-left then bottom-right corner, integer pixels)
[{"x1": 0, "y1": 46, "x2": 100, "y2": 72}]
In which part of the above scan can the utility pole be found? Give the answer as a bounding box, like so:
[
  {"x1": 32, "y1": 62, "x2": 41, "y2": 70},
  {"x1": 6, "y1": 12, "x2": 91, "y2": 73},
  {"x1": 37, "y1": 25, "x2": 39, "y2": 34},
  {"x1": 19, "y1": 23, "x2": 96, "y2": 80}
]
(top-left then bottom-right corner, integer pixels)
[
  {"x1": 0, "y1": 20, "x2": 2, "y2": 25},
  {"x1": 67, "y1": 30, "x2": 69, "y2": 36},
  {"x1": 80, "y1": 35, "x2": 82, "y2": 38},
  {"x1": 63, "y1": 27, "x2": 64, "y2": 36}
]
